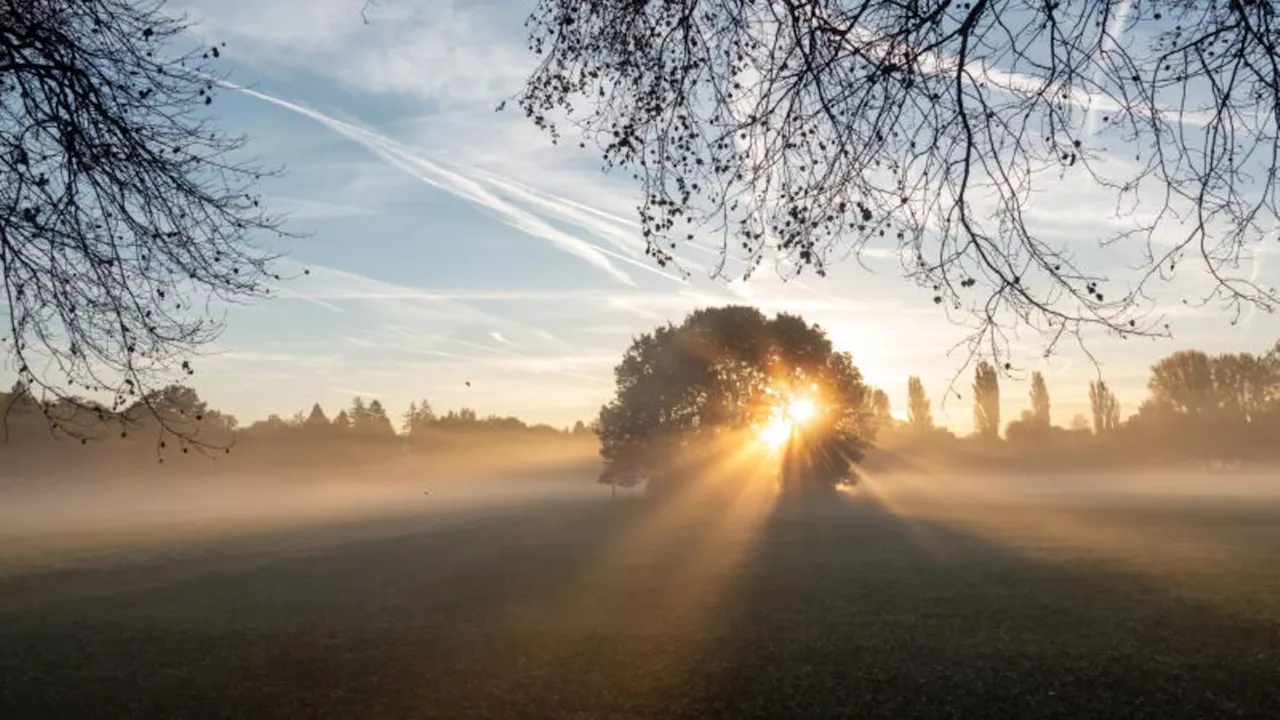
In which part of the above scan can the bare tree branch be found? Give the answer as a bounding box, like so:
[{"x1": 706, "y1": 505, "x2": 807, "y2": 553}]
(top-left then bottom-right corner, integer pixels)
[
  {"x1": 516, "y1": 0, "x2": 1280, "y2": 363},
  {"x1": 0, "y1": 0, "x2": 288, "y2": 448}
]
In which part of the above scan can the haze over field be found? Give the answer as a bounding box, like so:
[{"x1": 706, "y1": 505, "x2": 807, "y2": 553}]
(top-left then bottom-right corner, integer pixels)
[{"x1": 5, "y1": 0, "x2": 1280, "y2": 717}]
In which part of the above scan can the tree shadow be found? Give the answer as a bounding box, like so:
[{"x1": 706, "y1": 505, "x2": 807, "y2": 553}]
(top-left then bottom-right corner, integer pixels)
[
  {"x1": 691, "y1": 491, "x2": 1280, "y2": 717},
  {"x1": 3, "y1": 490, "x2": 1278, "y2": 719}
]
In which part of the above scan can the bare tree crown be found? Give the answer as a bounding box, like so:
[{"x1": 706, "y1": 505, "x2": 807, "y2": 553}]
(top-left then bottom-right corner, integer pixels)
[
  {"x1": 517, "y1": 0, "x2": 1280, "y2": 359},
  {"x1": 1, "y1": 0, "x2": 284, "y2": 443}
]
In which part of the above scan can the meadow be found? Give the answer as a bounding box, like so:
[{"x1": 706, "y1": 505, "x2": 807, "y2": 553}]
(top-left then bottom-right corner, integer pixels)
[{"x1": 2, "y1": 470, "x2": 1278, "y2": 718}]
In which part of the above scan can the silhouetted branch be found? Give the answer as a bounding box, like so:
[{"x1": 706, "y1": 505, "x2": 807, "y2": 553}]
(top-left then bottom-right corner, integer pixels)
[
  {"x1": 518, "y1": 0, "x2": 1280, "y2": 359},
  {"x1": 0, "y1": 0, "x2": 287, "y2": 446}
]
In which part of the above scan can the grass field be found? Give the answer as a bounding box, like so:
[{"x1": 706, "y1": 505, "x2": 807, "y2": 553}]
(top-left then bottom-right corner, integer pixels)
[{"x1": 2, "y1": 474, "x2": 1279, "y2": 718}]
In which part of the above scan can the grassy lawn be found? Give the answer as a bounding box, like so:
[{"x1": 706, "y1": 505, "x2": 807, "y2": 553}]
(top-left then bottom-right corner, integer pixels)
[{"x1": 1, "y1": 485, "x2": 1278, "y2": 718}]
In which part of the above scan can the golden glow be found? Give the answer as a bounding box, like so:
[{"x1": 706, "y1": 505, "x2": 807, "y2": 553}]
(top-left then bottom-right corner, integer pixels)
[
  {"x1": 760, "y1": 416, "x2": 793, "y2": 450},
  {"x1": 787, "y1": 398, "x2": 817, "y2": 424},
  {"x1": 759, "y1": 396, "x2": 819, "y2": 450}
]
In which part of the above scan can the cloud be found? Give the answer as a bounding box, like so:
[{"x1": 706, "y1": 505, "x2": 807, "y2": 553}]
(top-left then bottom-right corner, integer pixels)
[
  {"x1": 271, "y1": 196, "x2": 378, "y2": 220},
  {"x1": 231, "y1": 85, "x2": 639, "y2": 286},
  {"x1": 183, "y1": 0, "x2": 530, "y2": 107}
]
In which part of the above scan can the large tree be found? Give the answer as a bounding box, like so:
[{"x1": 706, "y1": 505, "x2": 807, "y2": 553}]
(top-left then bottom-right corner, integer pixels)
[
  {"x1": 517, "y1": 1, "x2": 1279, "y2": 353},
  {"x1": 597, "y1": 306, "x2": 876, "y2": 495},
  {"x1": 1, "y1": 0, "x2": 284, "y2": 437}
]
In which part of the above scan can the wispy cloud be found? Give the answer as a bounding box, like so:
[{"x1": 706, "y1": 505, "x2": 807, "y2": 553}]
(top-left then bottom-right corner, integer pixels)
[
  {"x1": 272, "y1": 196, "x2": 378, "y2": 220},
  {"x1": 184, "y1": 0, "x2": 529, "y2": 107},
  {"x1": 233, "y1": 85, "x2": 639, "y2": 286}
]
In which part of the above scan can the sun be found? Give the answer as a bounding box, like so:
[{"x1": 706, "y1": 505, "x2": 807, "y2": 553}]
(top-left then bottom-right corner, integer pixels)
[
  {"x1": 786, "y1": 398, "x2": 817, "y2": 424},
  {"x1": 759, "y1": 397, "x2": 820, "y2": 450}
]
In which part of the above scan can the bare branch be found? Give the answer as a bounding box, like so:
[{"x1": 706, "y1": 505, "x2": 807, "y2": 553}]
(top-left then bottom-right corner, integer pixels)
[
  {"x1": 517, "y1": 0, "x2": 1280, "y2": 363},
  {"x1": 0, "y1": 0, "x2": 288, "y2": 447}
]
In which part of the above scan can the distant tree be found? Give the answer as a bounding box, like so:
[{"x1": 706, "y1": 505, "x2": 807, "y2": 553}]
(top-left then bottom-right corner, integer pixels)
[
  {"x1": 1, "y1": 381, "x2": 37, "y2": 430},
  {"x1": 598, "y1": 306, "x2": 875, "y2": 495},
  {"x1": 402, "y1": 399, "x2": 437, "y2": 435},
  {"x1": 1029, "y1": 372, "x2": 1051, "y2": 428},
  {"x1": 972, "y1": 361, "x2": 1000, "y2": 439},
  {"x1": 906, "y1": 376, "x2": 932, "y2": 432},
  {"x1": 1211, "y1": 353, "x2": 1274, "y2": 423},
  {"x1": 1069, "y1": 414, "x2": 1091, "y2": 433},
  {"x1": 437, "y1": 408, "x2": 480, "y2": 430},
  {"x1": 249, "y1": 414, "x2": 289, "y2": 433},
  {"x1": 1267, "y1": 341, "x2": 1280, "y2": 407},
  {"x1": 0, "y1": 0, "x2": 284, "y2": 432},
  {"x1": 332, "y1": 410, "x2": 352, "y2": 432},
  {"x1": 121, "y1": 385, "x2": 232, "y2": 447},
  {"x1": 350, "y1": 397, "x2": 368, "y2": 424},
  {"x1": 571, "y1": 420, "x2": 589, "y2": 436},
  {"x1": 1148, "y1": 351, "x2": 1216, "y2": 418},
  {"x1": 1004, "y1": 409, "x2": 1039, "y2": 445},
  {"x1": 482, "y1": 415, "x2": 527, "y2": 432},
  {"x1": 364, "y1": 399, "x2": 396, "y2": 437},
  {"x1": 869, "y1": 388, "x2": 893, "y2": 431},
  {"x1": 305, "y1": 403, "x2": 329, "y2": 428},
  {"x1": 403, "y1": 401, "x2": 417, "y2": 432},
  {"x1": 1089, "y1": 380, "x2": 1121, "y2": 435},
  {"x1": 517, "y1": 0, "x2": 1280, "y2": 353}
]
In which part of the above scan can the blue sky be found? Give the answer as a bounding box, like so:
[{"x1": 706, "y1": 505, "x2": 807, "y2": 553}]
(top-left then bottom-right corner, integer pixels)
[{"x1": 83, "y1": 0, "x2": 1277, "y2": 432}]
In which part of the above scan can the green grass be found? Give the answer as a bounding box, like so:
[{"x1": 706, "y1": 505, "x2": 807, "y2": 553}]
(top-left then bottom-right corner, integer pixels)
[{"x1": 1, "y1": 489, "x2": 1278, "y2": 718}]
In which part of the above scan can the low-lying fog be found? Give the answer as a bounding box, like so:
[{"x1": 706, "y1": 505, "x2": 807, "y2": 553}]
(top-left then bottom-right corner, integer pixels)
[
  {"x1": 5, "y1": 462, "x2": 1278, "y2": 573},
  {"x1": 0, "y1": 471, "x2": 604, "y2": 574}
]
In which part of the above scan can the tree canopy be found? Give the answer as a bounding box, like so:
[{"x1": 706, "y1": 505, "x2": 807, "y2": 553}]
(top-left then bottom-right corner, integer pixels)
[
  {"x1": 596, "y1": 305, "x2": 876, "y2": 495},
  {"x1": 1, "y1": 0, "x2": 284, "y2": 438},
  {"x1": 517, "y1": 0, "x2": 1279, "y2": 354}
]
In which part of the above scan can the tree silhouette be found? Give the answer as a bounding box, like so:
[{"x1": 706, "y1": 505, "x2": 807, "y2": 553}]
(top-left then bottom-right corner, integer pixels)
[
  {"x1": 364, "y1": 399, "x2": 395, "y2": 437},
  {"x1": 972, "y1": 361, "x2": 1000, "y2": 438},
  {"x1": 906, "y1": 376, "x2": 932, "y2": 432},
  {"x1": 1148, "y1": 351, "x2": 1216, "y2": 418},
  {"x1": 869, "y1": 388, "x2": 893, "y2": 431},
  {"x1": 1, "y1": 0, "x2": 285, "y2": 435},
  {"x1": 120, "y1": 384, "x2": 233, "y2": 451},
  {"x1": 1088, "y1": 379, "x2": 1121, "y2": 435},
  {"x1": 597, "y1": 306, "x2": 875, "y2": 495},
  {"x1": 305, "y1": 403, "x2": 329, "y2": 428},
  {"x1": 1211, "y1": 353, "x2": 1274, "y2": 424},
  {"x1": 402, "y1": 399, "x2": 437, "y2": 435},
  {"x1": 1029, "y1": 372, "x2": 1051, "y2": 428},
  {"x1": 518, "y1": 1, "x2": 1280, "y2": 355}
]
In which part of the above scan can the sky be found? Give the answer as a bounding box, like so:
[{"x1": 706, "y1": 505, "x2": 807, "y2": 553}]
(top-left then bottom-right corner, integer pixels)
[{"x1": 47, "y1": 0, "x2": 1276, "y2": 433}]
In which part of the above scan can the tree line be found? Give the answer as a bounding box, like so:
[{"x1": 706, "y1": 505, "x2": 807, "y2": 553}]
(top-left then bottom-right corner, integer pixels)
[
  {"x1": 0, "y1": 384, "x2": 595, "y2": 477},
  {"x1": 876, "y1": 342, "x2": 1280, "y2": 468}
]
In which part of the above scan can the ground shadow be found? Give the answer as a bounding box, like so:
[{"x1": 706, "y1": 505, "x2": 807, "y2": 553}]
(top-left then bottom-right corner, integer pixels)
[
  {"x1": 690, "y1": 491, "x2": 1280, "y2": 718},
  {"x1": 1, "y1": 489, "x2": 1278, "y2": 718}
]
